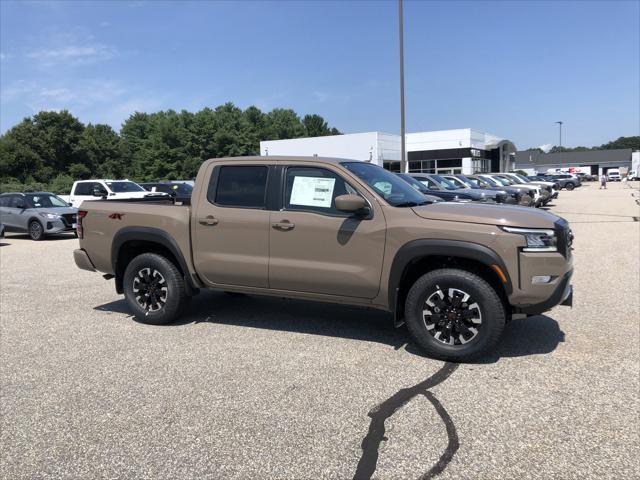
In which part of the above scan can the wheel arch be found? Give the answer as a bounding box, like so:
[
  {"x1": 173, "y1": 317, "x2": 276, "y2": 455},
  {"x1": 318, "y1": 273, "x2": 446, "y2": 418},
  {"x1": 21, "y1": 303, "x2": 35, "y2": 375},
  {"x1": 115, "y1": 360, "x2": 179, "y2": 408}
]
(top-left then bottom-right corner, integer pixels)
[
  {"x1": 388, "y1": 240, "x2": 512, "y2": 325},
  {"x1": 112, "y1": 227, "x2": 199, "y2": 295}
]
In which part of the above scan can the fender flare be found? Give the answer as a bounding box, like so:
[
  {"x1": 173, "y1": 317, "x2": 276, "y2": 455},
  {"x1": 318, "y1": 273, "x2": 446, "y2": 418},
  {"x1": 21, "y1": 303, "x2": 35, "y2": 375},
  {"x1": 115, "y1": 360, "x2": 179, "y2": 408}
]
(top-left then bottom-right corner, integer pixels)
[
  {"x1": 388, "y1": 239, "x2": 513, "y2": 310},
  {"x1": 112, "y1": 226, "x2": 200, "y2": 294}
]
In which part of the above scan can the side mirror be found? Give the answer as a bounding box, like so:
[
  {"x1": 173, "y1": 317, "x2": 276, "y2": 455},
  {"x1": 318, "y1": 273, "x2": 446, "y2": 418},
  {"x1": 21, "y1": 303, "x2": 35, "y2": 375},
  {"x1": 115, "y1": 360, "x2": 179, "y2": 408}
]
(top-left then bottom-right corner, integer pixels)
[
  {"x1": 92, "y1": 186, "x2": 107, "y2": 197},
  {"x1": 335, "y1": 194, "x2": 369, "y2": 215}
]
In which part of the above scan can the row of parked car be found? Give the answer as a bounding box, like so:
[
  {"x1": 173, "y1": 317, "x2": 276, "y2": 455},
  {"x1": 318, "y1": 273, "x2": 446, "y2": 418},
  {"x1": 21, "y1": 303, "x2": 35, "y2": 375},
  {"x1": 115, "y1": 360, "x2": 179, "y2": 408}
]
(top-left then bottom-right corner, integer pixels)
[
  {"x1": 0, "y1": 180, "x2": 193, "y2": 240},
  {"x1": 394, "y1": 171, "x2": 582, "y2": 207},
  {"x1": 0, "y1": 171, "x2": 580, "y2": 241}
]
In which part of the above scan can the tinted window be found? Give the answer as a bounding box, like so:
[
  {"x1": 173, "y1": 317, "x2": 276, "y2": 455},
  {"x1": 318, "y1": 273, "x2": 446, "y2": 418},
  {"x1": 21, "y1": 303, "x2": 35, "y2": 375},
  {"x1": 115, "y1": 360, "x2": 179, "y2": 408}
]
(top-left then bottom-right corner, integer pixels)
[
  {"x1": 284, "y1": 167, "x2": 357, "y2": 216},
  {"x1": 25, "y1": 194, "x2": 68, "y2": 208},
  {"x1": 74, "y1": 182, "x2": 98, "y2": 195},
  {"x1": 106, "y1": 181, "x2": 145, "y2": 193},
  {"x1": 9, "y1": 196, "x2": 25, "y2": 208},
  {"x1": 211, "y1": 166, "x2": 268, "y2": 208},
  {"x1": 0, "y1": 196, "x2": 11, "y2": 207}
]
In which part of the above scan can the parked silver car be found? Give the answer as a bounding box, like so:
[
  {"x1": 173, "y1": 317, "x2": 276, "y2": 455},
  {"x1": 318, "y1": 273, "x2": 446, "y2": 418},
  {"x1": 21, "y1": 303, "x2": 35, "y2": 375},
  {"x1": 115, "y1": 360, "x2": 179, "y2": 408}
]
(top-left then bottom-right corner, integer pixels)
[{"x1": 0, "y1": 192, "x2": 78, "y2": 240}]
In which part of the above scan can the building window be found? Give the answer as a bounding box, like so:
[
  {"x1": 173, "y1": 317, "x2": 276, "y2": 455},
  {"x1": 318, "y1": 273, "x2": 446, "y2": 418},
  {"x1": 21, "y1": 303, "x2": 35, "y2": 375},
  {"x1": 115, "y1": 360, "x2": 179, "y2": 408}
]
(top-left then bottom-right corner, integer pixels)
[
  {"x1": 383, "y1": 161, "x2": 401, "y2": 172},
  {"x1": 472, "y1": 158, "x2": 490, "y2": 173}
]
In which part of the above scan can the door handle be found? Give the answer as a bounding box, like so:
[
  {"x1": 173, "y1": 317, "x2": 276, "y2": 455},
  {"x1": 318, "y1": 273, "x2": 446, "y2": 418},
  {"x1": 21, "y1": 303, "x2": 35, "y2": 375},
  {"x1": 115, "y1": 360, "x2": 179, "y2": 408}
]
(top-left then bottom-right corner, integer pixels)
[
  {"x1": 199, "y1": 216, "x2": 219, "y2": 226},
  {"x1": 272, "y1": 221, "x2": 295, "y2": 231}
]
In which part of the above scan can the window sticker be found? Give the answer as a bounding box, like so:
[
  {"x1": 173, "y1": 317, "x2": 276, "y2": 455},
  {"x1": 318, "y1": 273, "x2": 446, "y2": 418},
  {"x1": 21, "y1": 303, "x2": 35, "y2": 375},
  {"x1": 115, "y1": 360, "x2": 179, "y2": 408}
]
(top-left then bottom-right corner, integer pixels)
[{"x1": 290, "y1": 176, "x2": 336, "y2": 208}]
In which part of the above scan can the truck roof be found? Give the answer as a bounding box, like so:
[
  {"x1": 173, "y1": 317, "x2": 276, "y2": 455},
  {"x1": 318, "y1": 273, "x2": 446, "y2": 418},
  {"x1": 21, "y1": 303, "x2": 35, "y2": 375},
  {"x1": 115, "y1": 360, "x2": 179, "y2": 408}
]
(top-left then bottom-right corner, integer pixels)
[{"x1": 203, "y1": 155, "x2": 359, "y2": 166}]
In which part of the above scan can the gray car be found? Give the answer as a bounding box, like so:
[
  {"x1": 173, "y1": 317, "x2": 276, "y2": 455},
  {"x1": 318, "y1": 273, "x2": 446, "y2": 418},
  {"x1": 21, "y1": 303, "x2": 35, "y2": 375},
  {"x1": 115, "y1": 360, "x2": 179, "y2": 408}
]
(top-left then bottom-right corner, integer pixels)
[{"x1": 0, "y1": 192, "x2": 78, "y2": 240}]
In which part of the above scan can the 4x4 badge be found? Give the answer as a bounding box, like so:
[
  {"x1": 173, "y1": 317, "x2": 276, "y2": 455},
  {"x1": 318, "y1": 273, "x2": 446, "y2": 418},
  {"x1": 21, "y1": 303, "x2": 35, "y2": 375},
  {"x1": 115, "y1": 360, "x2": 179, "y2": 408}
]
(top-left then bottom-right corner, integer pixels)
[{"x1": 108, "y1": 213, "x2": 125, "y2": 220}]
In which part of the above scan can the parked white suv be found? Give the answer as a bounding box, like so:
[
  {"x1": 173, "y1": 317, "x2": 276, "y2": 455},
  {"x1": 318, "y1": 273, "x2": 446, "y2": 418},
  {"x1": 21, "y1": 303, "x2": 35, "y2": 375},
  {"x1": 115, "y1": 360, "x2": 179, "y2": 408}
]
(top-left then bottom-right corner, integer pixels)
[{"x1": 61, "y1": 180, "x2": 168, "y2": 208}]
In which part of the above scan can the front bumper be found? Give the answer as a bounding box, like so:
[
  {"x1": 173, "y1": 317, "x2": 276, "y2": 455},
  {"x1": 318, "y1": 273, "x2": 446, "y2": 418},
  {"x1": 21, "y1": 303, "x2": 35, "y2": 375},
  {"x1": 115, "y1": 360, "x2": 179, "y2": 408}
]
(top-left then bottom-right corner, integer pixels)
[
  {"x1": 45, "y1": 217, "x2": 76, "y2": 234},
  {"x1": 74, "y1": 249, "x2": 96, "y2": 272},
  {"x1": 515, "y1": 270, "x2": 573, "y2": 315}
]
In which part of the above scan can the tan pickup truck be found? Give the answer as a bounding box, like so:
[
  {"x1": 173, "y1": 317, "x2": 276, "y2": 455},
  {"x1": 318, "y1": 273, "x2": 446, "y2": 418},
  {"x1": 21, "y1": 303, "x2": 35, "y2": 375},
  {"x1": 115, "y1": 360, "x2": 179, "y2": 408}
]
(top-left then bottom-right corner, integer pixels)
[{"x1": 74, "y1": 156, "x2": 574, "y2": 361}]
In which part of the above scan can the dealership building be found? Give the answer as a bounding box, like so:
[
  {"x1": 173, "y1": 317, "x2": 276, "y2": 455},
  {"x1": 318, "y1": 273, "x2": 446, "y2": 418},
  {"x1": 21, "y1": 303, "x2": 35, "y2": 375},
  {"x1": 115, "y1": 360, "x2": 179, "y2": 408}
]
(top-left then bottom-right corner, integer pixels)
[
  {"x1": 260, "y1": 128, "x2": 517, "y2": 174},
  {"x1": 514, "y1": 149, "x2": 635, "y2": 176}
]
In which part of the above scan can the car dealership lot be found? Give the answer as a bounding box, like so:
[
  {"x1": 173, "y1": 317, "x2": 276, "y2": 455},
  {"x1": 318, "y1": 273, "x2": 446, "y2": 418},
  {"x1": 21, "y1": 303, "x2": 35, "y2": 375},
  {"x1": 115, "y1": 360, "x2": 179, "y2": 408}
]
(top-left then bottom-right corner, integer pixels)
[{"x1": 1, "y1": 183, "x2": 638, "y2": 479}]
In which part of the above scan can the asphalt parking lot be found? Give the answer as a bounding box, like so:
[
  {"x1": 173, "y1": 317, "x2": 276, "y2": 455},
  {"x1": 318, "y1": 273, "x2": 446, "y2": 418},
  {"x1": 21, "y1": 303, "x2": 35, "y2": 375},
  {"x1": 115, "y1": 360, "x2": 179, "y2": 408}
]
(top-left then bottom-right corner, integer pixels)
[{"x1": 1, "y1": 182, "x2": 638, "y2": 479}]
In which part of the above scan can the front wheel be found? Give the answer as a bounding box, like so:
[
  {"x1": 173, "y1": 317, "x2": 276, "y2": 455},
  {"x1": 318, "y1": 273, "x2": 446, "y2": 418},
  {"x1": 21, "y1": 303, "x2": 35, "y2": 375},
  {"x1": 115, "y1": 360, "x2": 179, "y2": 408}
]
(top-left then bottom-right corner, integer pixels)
[
  {"x1": 565, "y1": 183, "x2": 575, "y2": 191},
  {"x1": 29, "y1": 220, "x2": 44, "y2": 241},
  {"x1": 404, "y1": 268, "x2": 506, "y2": 362},
  {"x1": 123, "y1": 253, "x2": 190, "y2": 325}
]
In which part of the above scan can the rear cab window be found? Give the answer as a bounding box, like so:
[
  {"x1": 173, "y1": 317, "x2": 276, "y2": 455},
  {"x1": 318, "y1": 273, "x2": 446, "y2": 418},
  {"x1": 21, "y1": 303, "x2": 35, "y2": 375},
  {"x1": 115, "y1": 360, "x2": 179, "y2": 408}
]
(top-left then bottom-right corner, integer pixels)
[{"x1": 208, "y1": 165, "x2": 269, "y2": 209}]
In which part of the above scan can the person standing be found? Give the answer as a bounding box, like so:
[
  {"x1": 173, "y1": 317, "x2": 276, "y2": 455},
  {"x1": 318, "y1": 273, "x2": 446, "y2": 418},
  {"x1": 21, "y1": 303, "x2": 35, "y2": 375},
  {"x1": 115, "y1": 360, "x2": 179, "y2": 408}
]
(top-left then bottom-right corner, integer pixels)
[{"x1": 600, "y1": 174, "x2": 607, "y2": 189}]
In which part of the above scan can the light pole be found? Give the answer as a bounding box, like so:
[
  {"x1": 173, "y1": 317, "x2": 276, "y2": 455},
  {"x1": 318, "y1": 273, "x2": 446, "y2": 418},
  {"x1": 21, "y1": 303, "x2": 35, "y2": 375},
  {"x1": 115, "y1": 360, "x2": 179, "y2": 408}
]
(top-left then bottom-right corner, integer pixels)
[
  {"x1": 399, "y1": 0, "x2": 406, "y2": 173},
  {"x1": 555, "y1": 121, "x2": 563, "y2": 149}
]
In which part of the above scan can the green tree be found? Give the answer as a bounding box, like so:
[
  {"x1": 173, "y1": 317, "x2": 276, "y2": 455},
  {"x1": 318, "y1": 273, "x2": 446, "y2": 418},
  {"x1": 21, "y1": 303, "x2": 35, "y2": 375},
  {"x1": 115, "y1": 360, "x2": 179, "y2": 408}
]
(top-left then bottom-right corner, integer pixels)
[
  {"x1": 598, "y1": 136, "x2": 640, "y2": 150},
  {"x1": 302, "y1": 114, "x2": 335, "y2": 137}
]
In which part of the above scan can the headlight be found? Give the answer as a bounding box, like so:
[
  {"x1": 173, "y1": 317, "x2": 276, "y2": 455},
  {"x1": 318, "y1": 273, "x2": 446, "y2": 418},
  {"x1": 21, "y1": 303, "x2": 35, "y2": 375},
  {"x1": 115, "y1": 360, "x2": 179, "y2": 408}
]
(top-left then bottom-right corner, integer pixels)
[
  {"x1": 39, "y1": 213, "x2": 60, "y2": 220},
  {"x1": 502, "y1": 227, "x2": 557, "y2": 252}
]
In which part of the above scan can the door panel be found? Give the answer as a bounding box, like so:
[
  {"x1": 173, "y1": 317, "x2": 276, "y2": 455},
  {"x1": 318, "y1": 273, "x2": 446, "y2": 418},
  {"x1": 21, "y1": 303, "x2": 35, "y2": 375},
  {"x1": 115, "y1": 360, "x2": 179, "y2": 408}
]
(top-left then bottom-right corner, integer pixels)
[
  {"x1": 193, "y1": 164, "x2": 271, "y2": 288},
  {"x1": 268, "y1": 166, "x2": 386, "y2": 298}
]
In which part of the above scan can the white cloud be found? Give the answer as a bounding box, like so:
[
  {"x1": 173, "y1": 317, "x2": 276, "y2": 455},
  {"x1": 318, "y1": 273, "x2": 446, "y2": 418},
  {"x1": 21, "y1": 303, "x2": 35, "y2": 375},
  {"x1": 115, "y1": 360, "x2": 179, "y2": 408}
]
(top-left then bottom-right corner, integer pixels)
[
  {"x1": 538, "y1": 144, "x2": 553, "y2": 153},
  {"x1": 27, "y1": 44, "x2": 117, "y2": 66},
  {"x1": 0, "y1": 52, "x2": 6, "y2": 61},
  {"x1": 99, "y1": 21, "x2": 111, "y2": 28}
]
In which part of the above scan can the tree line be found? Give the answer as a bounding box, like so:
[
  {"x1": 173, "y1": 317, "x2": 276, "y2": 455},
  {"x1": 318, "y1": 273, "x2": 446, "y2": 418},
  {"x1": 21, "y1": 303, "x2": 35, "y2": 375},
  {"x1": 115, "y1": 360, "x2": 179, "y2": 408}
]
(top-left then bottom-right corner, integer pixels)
[
  {"x1": 0, "y1": 103, "x2": 340, "y2": 194},
  {"x1": 525, "y1": 136, "x2": 640, "y2": 154}
]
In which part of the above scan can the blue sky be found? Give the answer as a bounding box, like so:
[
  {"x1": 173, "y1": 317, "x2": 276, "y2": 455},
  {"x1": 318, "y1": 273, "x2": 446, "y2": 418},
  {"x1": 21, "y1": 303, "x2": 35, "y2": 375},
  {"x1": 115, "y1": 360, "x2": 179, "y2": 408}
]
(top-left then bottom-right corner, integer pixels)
[{"x1": 1, "y1": 0, "x2": 638, "y2": 149}]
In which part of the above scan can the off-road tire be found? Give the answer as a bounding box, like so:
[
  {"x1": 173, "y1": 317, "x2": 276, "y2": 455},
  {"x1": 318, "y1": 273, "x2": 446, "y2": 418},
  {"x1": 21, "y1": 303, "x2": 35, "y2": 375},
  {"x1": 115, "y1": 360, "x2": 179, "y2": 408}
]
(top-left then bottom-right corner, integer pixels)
[
  {"x1": 405, "y1": 268, "x2": 506, "y2": 362},
  {"x1": 123, "y1": 253, "x2": 189, "y2": 325},
  {"x1": 29, "y1": 220, "x2": 44, "y2": 241}
]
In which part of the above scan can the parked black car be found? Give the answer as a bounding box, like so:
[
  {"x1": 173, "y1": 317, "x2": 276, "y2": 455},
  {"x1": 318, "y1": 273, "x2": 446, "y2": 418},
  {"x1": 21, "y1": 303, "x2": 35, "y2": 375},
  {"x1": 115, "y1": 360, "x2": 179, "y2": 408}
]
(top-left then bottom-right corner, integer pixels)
[{"x1": 140, "y1": 182, "x2": 193, "y2": 202}]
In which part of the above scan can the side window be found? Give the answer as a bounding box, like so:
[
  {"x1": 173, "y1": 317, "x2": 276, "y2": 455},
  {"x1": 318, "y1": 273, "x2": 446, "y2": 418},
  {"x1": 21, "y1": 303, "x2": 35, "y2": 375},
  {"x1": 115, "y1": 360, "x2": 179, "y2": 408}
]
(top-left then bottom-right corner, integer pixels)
[
  {"x1": 9, "y1": 196, "x2": 24, "y2": 208},
  {"x1": 209, "y1": 165, "x2": 268, "y2": 208},
  {"x1": 284, "y1": 167, "x2": 357, "y2": 216},
  {"x1": 74, "y1": 182, "x2": 96, "y2": 195},
  {"x1": 419, "y1": 178, "x2": 438, "y2": 189},
  {"x1": 0, "y1": 196, "x2": 9, "y2": 207}
]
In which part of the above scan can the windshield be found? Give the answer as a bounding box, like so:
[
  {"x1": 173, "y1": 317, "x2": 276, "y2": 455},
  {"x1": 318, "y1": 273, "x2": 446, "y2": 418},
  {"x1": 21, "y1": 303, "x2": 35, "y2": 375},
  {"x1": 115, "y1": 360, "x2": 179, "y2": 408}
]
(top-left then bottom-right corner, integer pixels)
[
  {"x1": 397, "y1": 174, "x2": 430, "y2": 193},
  {"x1": 106, "y1": 181, "x2": 145, "y2": 193},
  {"x1": 482, "y1": 175, "x2": 507, "y2": 186},
  {"x1": 460, "y1": 175, "x2": 482, "y2": 188},
  {"x1": 513, "y1": 173, "x2": 531, "y2": 183},
  {"x1": 445, "y1": 176, "x2": 472, "y2": 188},
  {"x1": 25, "y1": 193, "x2": 69, "y2": 208},
  {"x1": 493, "y1": 176, "x2": 514, "y2": 186},
  {"x1": 342, "y1": 162, "x2": 428, "y2": 207},
  {"x1": 429, "y1": 175, "x2": 459, "y2": 190}
]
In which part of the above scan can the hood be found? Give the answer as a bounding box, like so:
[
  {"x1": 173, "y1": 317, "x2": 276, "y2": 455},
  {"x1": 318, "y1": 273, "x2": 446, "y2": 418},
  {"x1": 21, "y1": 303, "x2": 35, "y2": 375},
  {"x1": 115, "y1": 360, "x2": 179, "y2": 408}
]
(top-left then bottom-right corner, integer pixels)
[{"x1": 411, "y1": 201, "x2": 562, "y2": 228}]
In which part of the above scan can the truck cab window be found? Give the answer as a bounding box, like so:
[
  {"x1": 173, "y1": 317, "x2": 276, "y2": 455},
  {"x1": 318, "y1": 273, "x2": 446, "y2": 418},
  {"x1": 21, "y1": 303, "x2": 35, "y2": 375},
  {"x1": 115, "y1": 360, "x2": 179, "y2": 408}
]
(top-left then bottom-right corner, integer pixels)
[
  {"x1": 284, "y1": 167, "x2": 356, "y2": 216},
  {"x1": 211, "y1": 165, "x2": 268, "y2": 208}
]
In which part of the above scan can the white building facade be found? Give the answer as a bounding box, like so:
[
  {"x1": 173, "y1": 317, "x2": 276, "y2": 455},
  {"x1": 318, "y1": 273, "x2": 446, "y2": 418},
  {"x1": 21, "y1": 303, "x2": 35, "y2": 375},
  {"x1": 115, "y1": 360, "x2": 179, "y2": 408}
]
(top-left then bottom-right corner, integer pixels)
[{"x1": 260, "y1": 128, "x2": 517, "y2": 174}]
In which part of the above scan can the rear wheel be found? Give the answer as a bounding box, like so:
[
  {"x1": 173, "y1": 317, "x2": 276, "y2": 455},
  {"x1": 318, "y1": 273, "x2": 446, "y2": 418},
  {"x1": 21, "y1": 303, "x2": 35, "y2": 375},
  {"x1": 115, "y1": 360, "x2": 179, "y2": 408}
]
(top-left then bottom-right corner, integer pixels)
[
  {"x1": 29, "y1": 220, "x2": 44, "y2": 241},
  {"x1": 404, "y1": 268, "x2": 506, "y2": 362},
  {"x1": 123, "y1": 253, "x2": 189, "y2": 325}
]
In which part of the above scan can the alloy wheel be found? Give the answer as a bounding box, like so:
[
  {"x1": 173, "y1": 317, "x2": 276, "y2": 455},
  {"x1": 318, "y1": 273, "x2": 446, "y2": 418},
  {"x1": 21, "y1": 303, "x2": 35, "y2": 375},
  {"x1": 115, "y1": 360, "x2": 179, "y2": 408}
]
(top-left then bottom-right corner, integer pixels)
[
  {"x1": 423, "y1": 287, "x2": 482, "y2": 346},
  {"x1": 132, "y1": 267, "x2": 168, "y2": 312}
]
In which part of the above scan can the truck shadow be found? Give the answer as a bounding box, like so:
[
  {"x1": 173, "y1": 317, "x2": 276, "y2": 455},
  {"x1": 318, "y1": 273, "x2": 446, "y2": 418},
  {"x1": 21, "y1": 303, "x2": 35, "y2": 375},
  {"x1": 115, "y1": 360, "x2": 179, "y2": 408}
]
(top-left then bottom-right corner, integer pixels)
[{"x1": 94, "y1": 291, "x2": 564, "y2": 363}]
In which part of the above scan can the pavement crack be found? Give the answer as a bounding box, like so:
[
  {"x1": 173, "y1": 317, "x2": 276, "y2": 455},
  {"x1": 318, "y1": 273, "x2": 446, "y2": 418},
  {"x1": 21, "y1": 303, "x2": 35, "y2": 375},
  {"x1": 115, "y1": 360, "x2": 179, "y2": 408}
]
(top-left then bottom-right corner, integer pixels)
[{"x1": 353, "y1": 362, "x2": 459, "y2": 480}]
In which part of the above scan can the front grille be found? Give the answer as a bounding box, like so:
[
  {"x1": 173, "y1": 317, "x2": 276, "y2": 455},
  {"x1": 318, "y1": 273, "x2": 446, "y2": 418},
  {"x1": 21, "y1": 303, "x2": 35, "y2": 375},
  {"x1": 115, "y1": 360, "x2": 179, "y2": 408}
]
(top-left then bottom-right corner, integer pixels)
[
  {"x1": 555, "y1": 221, "x2": 573, "y2": 258},
  {"x1": 61, "y1": 213, "x2": 77, "y2": 227}
]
